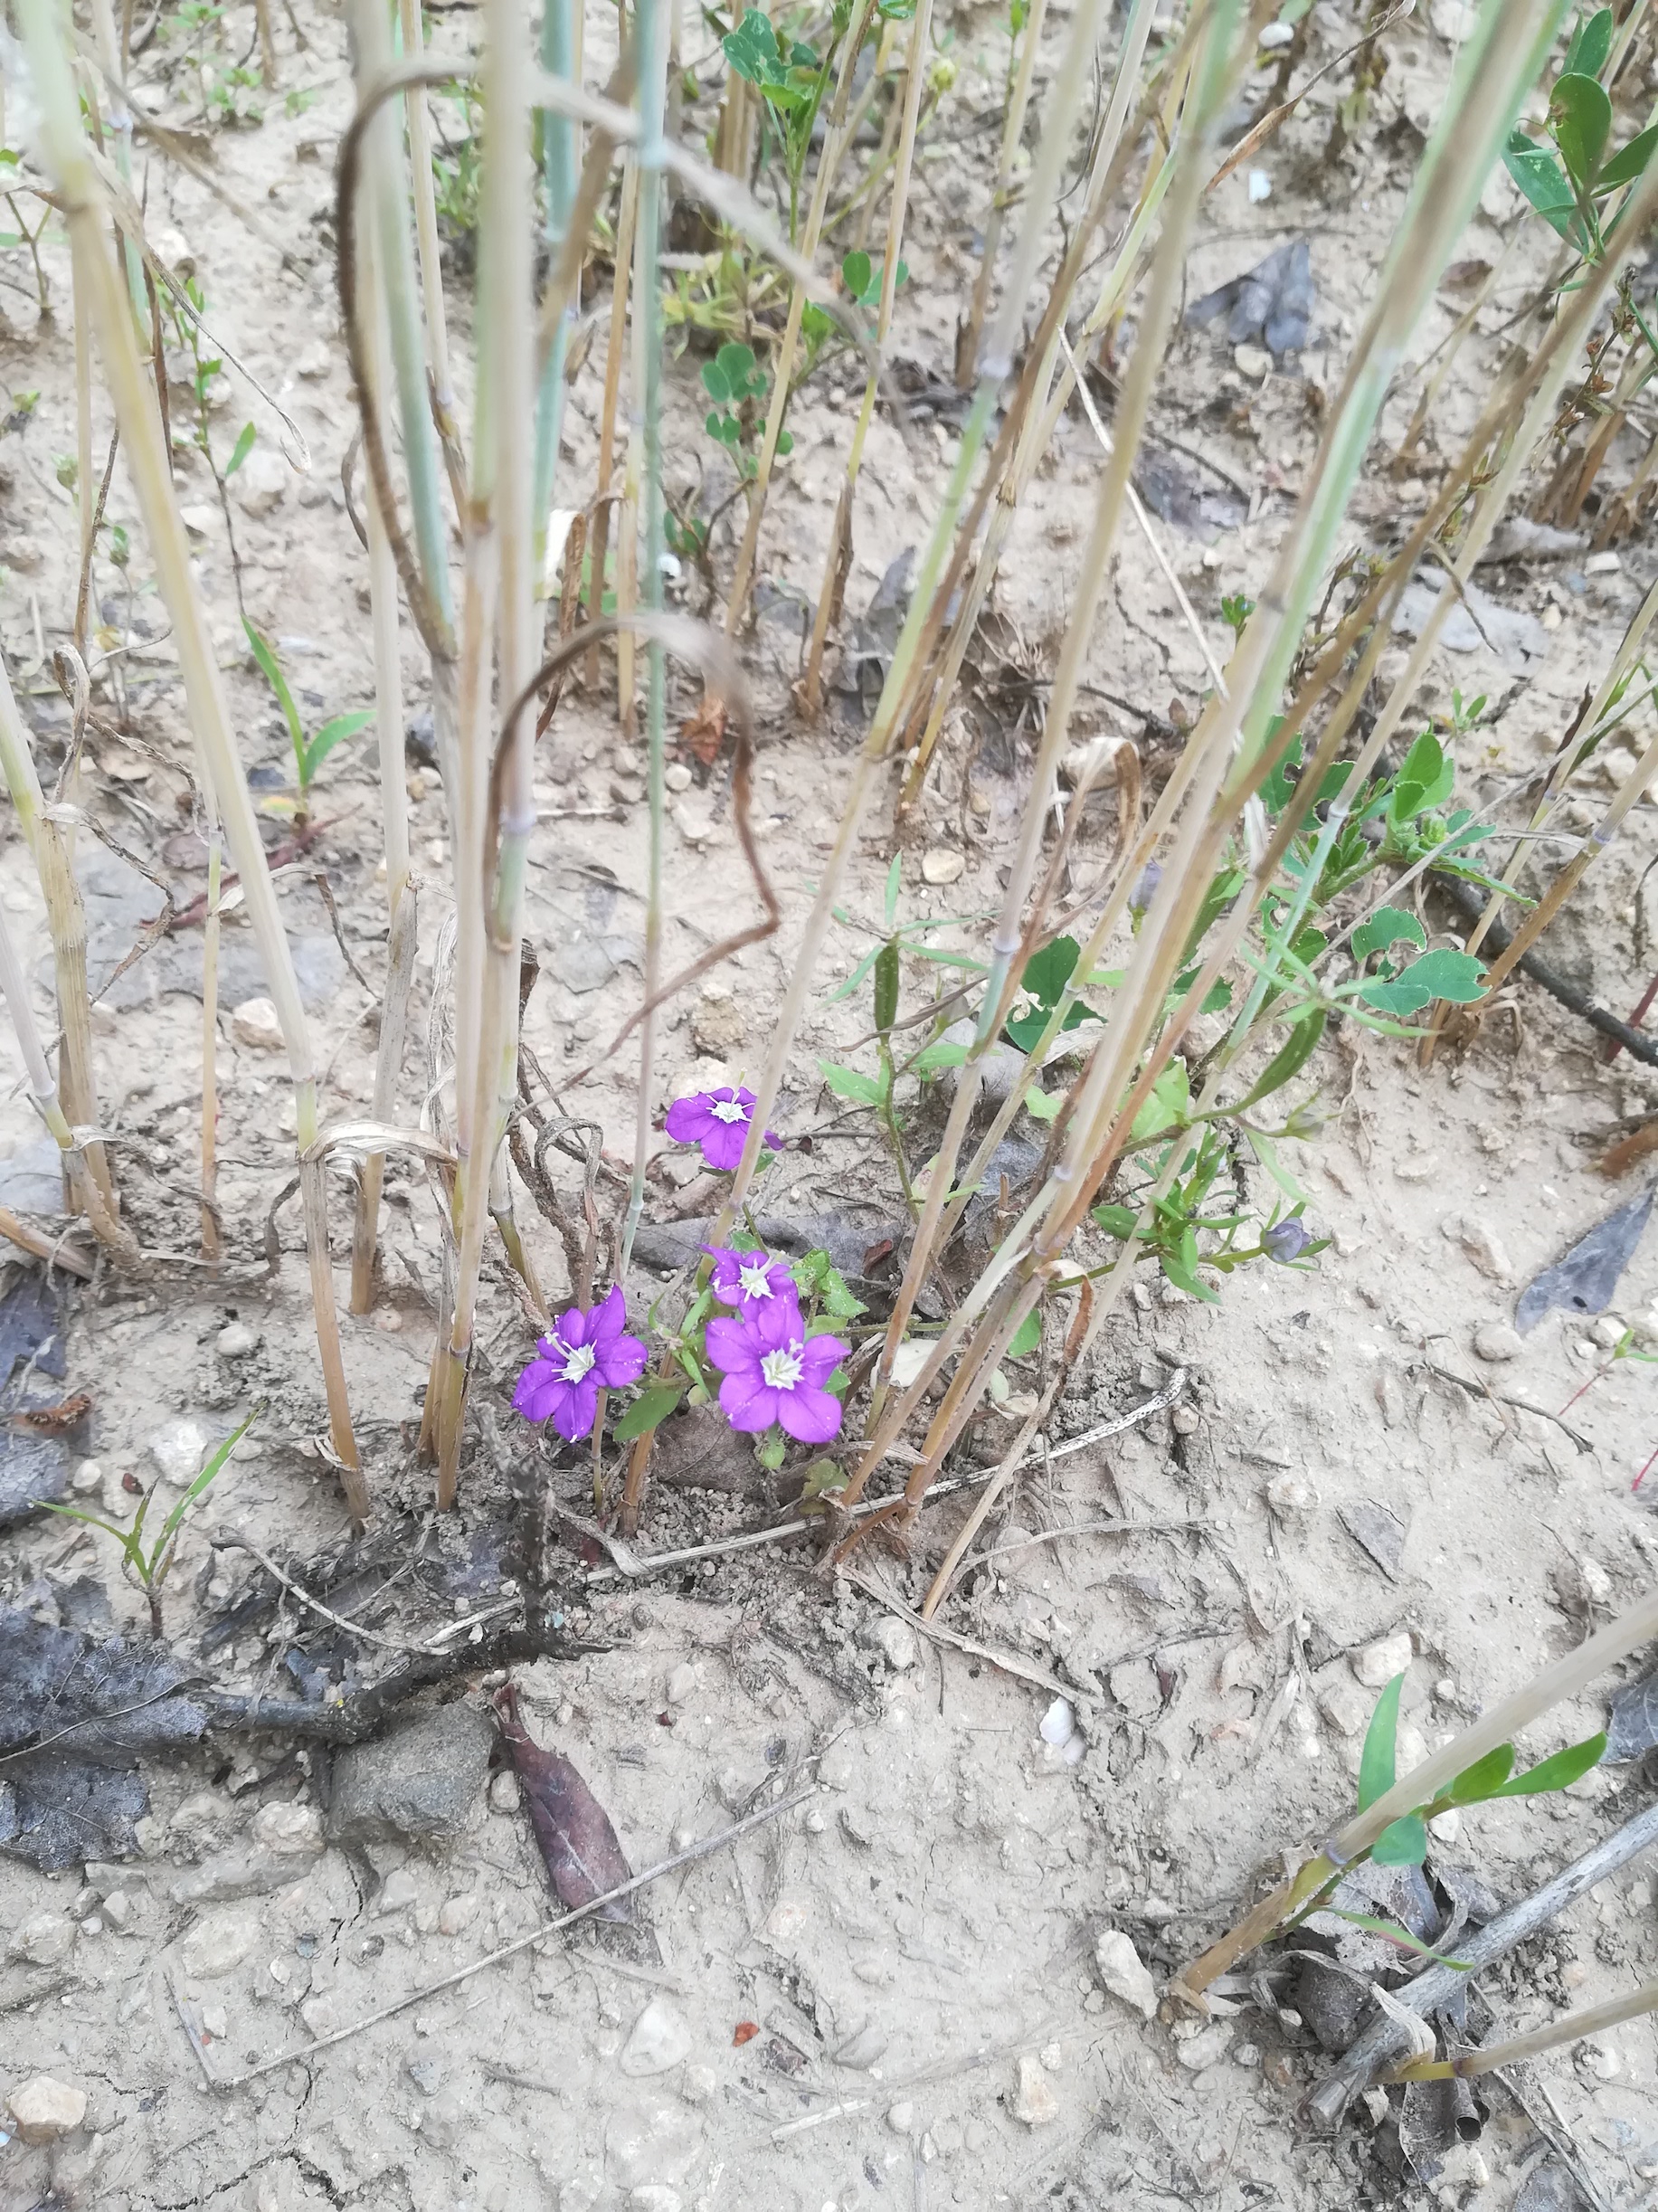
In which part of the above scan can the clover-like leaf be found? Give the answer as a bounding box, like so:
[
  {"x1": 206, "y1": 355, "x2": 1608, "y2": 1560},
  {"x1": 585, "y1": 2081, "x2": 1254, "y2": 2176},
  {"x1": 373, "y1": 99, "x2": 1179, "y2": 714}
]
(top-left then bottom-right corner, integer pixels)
[
  {"x1": 1550, "y1": 71, "x2": 1612, "y2": 190},
  {"x1": 1352, "y1": 906, "x2": 1426, "y2": 963},
  {"x1": 1360, "y1": 947, "x2": 1486, "y2": 1018}
]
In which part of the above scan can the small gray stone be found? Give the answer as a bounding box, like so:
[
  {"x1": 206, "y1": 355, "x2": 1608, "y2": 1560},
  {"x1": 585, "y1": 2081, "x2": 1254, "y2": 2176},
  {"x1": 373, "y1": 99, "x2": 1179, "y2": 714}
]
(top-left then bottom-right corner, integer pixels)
[
  {"x1": 857, "y1": 1617, "x2": 918, "y2": 1671},
  {"x1": 326, "y1": 1704, "x2": 495, "y2": 1846},
  {"x1": 1351, "y1": 1631, "x2": 1413, "y2": 1689},
  {"x1": 933, "y1": 1019, "x2": 1028, "y2": 1114},
  {"x1": 1010, "y1": 2054, "x2": 1059, "y2": 2126},
  {"x1": 11, "y1": 1911, "x2": 76, "y2": 1967},
  {"x1": 6, "y1": 2074, "x2": 87, "y2": 2144},
  {"x1": 621, "y1": 1994, "x2": 695, "y2": 2077},
  {"x1": 217, "y1": 1322, "x2": 258, "y2": 1358},
  {"x1": 147, "y1": 1416, "x2": 220, "y2": 1489},
  {"x1": 0, "y1": 1135, "x2": 69, "y2": 1214},
  {"x1": 1176, "y1": 2022, "x2": 1234, "y2": 2072},
  {"x1": 179, "y1": 1906, "x2": 261, "y2": 1978},
  {"x1": 1472, "y1": 1321, "x2": 1522, "y2": 1363},
  {"x1": 886, "y1": 2101, "x2": 915, "y2": 2134},
  {"x1": 405, "y1": 2054, "x2": 445, "y2": 2095}
]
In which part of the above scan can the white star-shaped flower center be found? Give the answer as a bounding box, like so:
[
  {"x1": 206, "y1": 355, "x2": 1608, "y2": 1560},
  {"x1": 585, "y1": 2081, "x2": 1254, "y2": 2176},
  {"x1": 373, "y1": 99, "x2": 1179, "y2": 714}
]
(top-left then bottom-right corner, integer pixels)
[
  {"x1": 709, "y1": 1098, "x2": 749, "y2": 1125},
  {"x1": 557, "y1": 1341, "x2": 597, "y2": 1384},
  {"x1": 760, "y1": 1343, "x2": 804, "y2": 1391},
  {"x1": 737, "y1": 1259, "x2": 776, "y2": 1301}
]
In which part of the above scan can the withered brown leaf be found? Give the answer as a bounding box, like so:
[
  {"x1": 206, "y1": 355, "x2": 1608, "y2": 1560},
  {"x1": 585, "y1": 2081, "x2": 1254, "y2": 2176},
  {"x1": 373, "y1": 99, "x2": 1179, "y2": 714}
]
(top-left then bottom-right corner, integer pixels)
[{"x1": 492, "y1": 1682, "x2": 634, "y2": 1921}]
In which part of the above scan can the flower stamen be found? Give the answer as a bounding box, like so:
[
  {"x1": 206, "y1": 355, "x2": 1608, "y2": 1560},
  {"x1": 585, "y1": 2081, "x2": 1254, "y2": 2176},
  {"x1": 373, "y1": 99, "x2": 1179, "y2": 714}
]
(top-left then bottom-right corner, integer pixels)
[
  {"x1": 737, "y1": 1259, "x2": 776, "y2": 1300},
  {"x1": 709, "y1": 1098, "x2": 750, "y2": 1125},
  {"x1": 760, "y1": 1343, "x2": 805, "y2": 1391},
  {"x1": 557, "y1": 1341, "x2": 597, "y2": 1384}
]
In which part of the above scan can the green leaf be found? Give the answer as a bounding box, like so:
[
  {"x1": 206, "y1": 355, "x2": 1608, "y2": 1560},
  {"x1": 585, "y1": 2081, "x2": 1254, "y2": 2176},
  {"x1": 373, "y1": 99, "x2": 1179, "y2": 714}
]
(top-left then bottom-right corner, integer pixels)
[
  {"x1": 225, "y1": 420, "x2": 257, "y2": 477},
  {"x1": 1550, "y1": 71, "x2": 1612, "y2": 189},
  {"x1": 715, "y1": 340, "x2": 757, "y2": 389},
  {"x1": 1325, "y1": 1909, "x2": 1473, "y2": 1970},
  {"x1": 1596, "y1": 121, "x2": 1658, "y2": 192},
  {"x1": 883, "y1": 850, "x2": 903, "y2": 929},
  {"x1": 1351, "y1": 907, "x2": 1426, "y2": 963},
  {"x1": 1502, "y1": 131, "x2": 1581, "y2": 240},
  {"x1": 1492, "y1": 1731, "x2": 1606, "y2": 1798},
  {"x1": 1388, "y1": 732, "x2": 1454, "y2": 823},
  {"x1": 300, "y1": 708, "x2": 374, "y2": 785},
  {"x1": 1360, "y1": 948, "x2": 1486, "y2": 1018},
  {"x1": 612, "y1": 1383, "x2": 684, "y2": 1443},
  {"x1": 910, "y1": 1038, "x2": 968, "y2": 1077},
  {"x1": 243, "y1": 618, "x2": 304, "y2": 755},
  {"x1": 1369, "y1": 1813, "x2": 1429, "y2": 1866},
  {"x1": 1006, "y1": 1308, "x2": 1042, "y2": 1360},
  {"x1": 1019, "y1": 935, "x2": 1083, "y2": 1009},
  {"x1": 1131, "y1": 1061, "x2": 1190, "y2": 1143},
  {"x1": 1093, "y1": 1202, "x2": 1138, "y2": 1239},
  {"x1": 1564, "y1": 6, "x2": 1615, "y2": 80},
  {"x1": 1022, "y1": 1083, "x2": 1061, "y2": 1122},
  {"x1": 1225, "y1": 1008, "x2": 1325, "y2": 1116},
  {"x1": 841, "y1": 248, "x2": 872, "y2": 299},
  {"x1": 1446, "y1": 1742, "x2": 1516, "y2": 1804},
  {"x1": 701, "y1": 360, "x2": 731, "y2": 404},
  {"x1": 776, "y1": 429, "x2": 793, "y2": 457},
  {"x1": 819, "y1": 1059, "x2": 884, "y2": 1106},
  {"x1": 1358, "y1": 1670, "x2": 1404, "y2": 1813}
]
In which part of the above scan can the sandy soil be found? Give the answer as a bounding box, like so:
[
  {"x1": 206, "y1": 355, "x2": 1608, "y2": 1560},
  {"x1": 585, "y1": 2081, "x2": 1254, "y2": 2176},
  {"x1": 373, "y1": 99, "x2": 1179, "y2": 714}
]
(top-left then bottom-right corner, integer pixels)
[{"x1": 5, "y1": 1, "x2": 1658, "y2": 2207}]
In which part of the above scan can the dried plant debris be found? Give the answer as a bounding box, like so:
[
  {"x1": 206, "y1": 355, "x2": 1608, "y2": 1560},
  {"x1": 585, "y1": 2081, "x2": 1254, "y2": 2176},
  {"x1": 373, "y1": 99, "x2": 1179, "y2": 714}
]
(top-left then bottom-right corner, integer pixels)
[
  {"x1": 492, "y1": 1681, "x2": 634, "y2": 1920},
  {"x1": 834, "y1": 548, "x2": 917, "y2": 703},
  {"x1": 1606, "y1": 1669, "x2": 1658, "y2": 1761},
  {"x1": 1516, "y1": 1187, "x2": 1654, "y2": 1333},
  {"x1": 1514, "y1": 2160, "x2": 1592, "y2": 2212},
  {"x1": 1338, "y1": 1498, "x2": 1408, "y2": 1580},
  {"x1": 1391, "y1": 2074, "x2": 1484, "y2": 2187},
  {"x1": 1186, "y1": 239, "x2": 1312, "y2": 358},
  {"x1": 1133, "y1": 446, "x2": 1249, "y2": 536}
]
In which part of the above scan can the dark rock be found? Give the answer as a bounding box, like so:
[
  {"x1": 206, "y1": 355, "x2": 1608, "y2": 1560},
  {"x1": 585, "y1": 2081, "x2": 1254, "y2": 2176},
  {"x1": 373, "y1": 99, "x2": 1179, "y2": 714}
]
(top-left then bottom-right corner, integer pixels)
[{"x1": 326, "y1": 1703, "x2": 495, "y2": 1846}]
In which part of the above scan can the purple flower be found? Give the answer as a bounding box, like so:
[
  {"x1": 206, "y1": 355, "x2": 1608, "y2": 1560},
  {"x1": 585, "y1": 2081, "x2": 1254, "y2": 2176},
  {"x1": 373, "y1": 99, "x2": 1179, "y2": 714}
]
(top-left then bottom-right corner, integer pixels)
[
  {"x1": 663, "y1": 1086, "x2": 782, "y2": 1172},
  {"x1": 703, "y1": 1243, "x2": 801, "y2": 1322},
  {"x1": 705, "y1": 1297, "x2": 848, "y2": 1444},
  {"x1": 1261, "y1": 1216, "x2": 1312, "y2": 1263},
  {"x1": 513, "y1": 1285, "x2": 649, "y2": 1442}
]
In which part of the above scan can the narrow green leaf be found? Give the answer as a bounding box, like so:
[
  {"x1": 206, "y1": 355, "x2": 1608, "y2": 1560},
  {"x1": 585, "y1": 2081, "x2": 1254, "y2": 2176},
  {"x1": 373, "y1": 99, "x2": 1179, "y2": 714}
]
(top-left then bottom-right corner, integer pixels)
[
  {"x1": 155, "y1": 1401, "x2": 263, "y2": 1558},
  {"x1": 1358, "y1": 1671, "x2": 1404, "y2": 1813},
  {"x1": 1326, "y1": 1910, "x2": 1473, "y2": 1970},
  {"x1": 1492, "y1": 1731, "x2": 1606, "y2": 1798},
  {"x1": 910, "y1": 1039, "x2": 968, "y2": 1077},
  {"x1": 1369, "y1": 1813, "x2": 1429, "y2": 1866},
  {"x1": 612, "y1": 1383, "x2": 685, "y2": 1443},
  {"x1": 243, "y1": 618, "x2": 304, "y2": 754},
  {"x1": 1502, "y1": 133, "x2": 1582, "y2": 240},
  {"x1": 300, "y1": 709, "x2": 374, "y2": 784},
  {"x1": 1564, "y1": 6, "x2": 1615, "y2": 80},
  {"x1": 1596, "y1": 122, "x2": 1658, "y2": 192},
  {"x1": 225, "y1": 420, "x2": 257, "y2": 477},
  {"x1": 1092, "y1": 1203, "x2": 1138, "y2": 1239},
  {"x1": 1446, "y1": 1742, "x2": 1516, "y2": 1804},
  {"x1": 1226, "y1": 1008, "x2": 1326, "y2": 1116}
]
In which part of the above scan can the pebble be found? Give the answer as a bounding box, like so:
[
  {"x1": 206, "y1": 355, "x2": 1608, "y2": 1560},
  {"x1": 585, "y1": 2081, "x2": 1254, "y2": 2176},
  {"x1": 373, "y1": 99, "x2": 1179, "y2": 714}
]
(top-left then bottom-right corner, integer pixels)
[
  {"x1": 1265, "y1": 1472, "x2": 1319, "y2": 1519},
  {"x1": 70, "y1": 1456, "x2": 104, "y2": 1495},
  {"x1": 1234, "y1": 343, "x2": 1272, "y2": 379},
  {"x1": 6, "y1": 2074, "x2": 87, "y2": 2144},
  {"x1": 1472, "y1": 1321, "x2": 1521, "y2": 1362},
  {"x1": 679, "y1": 2064, "x2": 716, "y2": 2104},
  {"x1": 691, "y1": 998, "x2": 744, "y2": 1056},
  {"x1": 377, "y1": 1868, "x2": 420, "y2": 1914},
  {"x1": 231, "y1": 995, "x2": 285, "y2": 1051},
  {"x1": 11, "y1": 1911, "x2": 76, "y2": 1967},
  {"x1": 667, "y1": 1662, "x2": 697, "y2": 1704},
  {"x1": 327, "y1": 1704, "x2": 497, "y2": 1844},
  {"x1": 439, "y1": 1894, "x2": 479, "y2": 1937},
  {"x1": 629, "y1": 2190, "x2": 682, "y2": 2212},
  {"x1": 886, "y1": 2101, "x2": 916, "y2": 2134},
  {"x1": 488, "y1": 1770, "x2": 522, "y2": 1815},
  {"x1": 251, "y1": 1802, "x2": 324, "y2": 1856},
  {"x1": 147, "y1": 1416, "x2": 218, "y2": 1489},
  {"x1": 179, "y1": 1906, "x2": 261, "y2": 1978},
  {"x1": 1175, "y1": 2022, "x2": 1234, "y2": 2072},
  {"x1": 1010, "y1": 2054, "x2": 1060, "y2": 2126},
  {"x1": 1350, "y1": 1631, "x2": 1413, "y2": 1689},
  {"x1": 673, "y1": 800, "x2": 715, "y2": 846},
  {"x1": 102, "y1": 1891, "x2": 133, "y2": 1929},
  {"x1": 1094, "y1": 1930, "x2": 1157, "y2": 2020},
  {"x1": 921, "y1": 847, "x2": 964, "y2": 886},
  {"x1": 1039, "y1": 1697, "x2": 1075, "y2": 1747},
  {"x1": 217, "y1": 1321, "x2": 258, "y2": 1358},
  {"x1": 1443, "y1": 1213, "x2": 1514, "y2": 1285},
  {"x1": 1578, "y1": 2042, "x2": 1622, "y2": 2082},
  {"x1": 621, "y1": 1994, "x2": 695, "y2": 2077},
  {"x1": 1318, "y1": 1679, "x2": 1372, "y2": 1738},
  {"x1": 664, "y1": 762, "x2": 693, "y2": 793},
  {"x1": 860, "y1": 1617, "x2": 918, "y2": 1672}
]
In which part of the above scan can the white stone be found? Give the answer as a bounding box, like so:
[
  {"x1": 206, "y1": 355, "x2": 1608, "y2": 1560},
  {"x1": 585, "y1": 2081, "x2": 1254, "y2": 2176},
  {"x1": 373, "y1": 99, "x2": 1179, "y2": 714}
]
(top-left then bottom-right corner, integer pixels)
[
  {"x1": 1472, "y1": 1321, "x2": 1521, "y2": 1362},
  {"x1": 217, "y1": 1321, "x2": 257, "y2": 1357},
  {"x1": 439, "y1": 1894, "x2": 479, "y2": 1937},
  {"x1": 232, "y1": 447, "x2": 289, "y2": 519},
  {"x1": 1265, "y1": 1472, "x2": 1319, "y2": 1518},
  {"x1": 1039, "y1": 1697, "x2": 1075, "y2": 1747},
  {"x1": 1094, "y1": 1930, "x2": 1156, "y2": 2020},
  {"x1": 620, "y1": 1994, "x2": 695, "y2": 2076},
  {"x1": 629, "y1": 2191, "x2": 683, "y2": 2212},
  {"x1": 866, "y1": 1618, "x2": 918, "y2": 1671},
  {"x1": 6, "y1": 2074, "x2": 87, "y2": 2143},
  {"x1": 1176, "y1": 2022, "x2": 1234, "y2": 2072},
  {"x1": 666, "y1": 1661, "x2": 697, "y2": 1704},
  {"x1": 1444, "y1": 1213, "x2": 1514, "y2": 1285},
  {"x1": 921, "y1": 847, "x2": 964, "y2": 886},
  {"x1": 71, "y1": 1456, "x2": 104, "y2": 1494},
  {"x1": 679, "y1": 2064, "x2": 717, "y2": 2103},
  {"x1": 147, "y1": 1416, "x2": 216, "y2": 1488},
  {"x1": 179, "y1": 1906, "x2": 261, "y2": 1978},
  {"x1": 886, "y1": 2101, "x2": 916, "y2": 2133},
  {"x1": 232, "y1": 995, "x2": 285, "y2": 1051},
  {"x1": 488, "y1": 1770, "x2": 522, "y2": 1814},
  {"x1": 1010, "y1": 2054, "x2": 1059, "y2": 2125},
  {"x1": 377, "y1": 1868, "x2": 419, "y2": 1914},
  {"x1": 1351, "y1": 1632, "x2": 1413, "y2": 1689},
  {"x1": 102, "y1": 1891, "x2": 133, "y2": 1929},
  {"x1": 11, "y1": 1911, "x2": 76, "y2": 1966},
  {"x1": 673, "y1": 800, "x2": 715, "y2": 846},
  {"x1": 1319, "y1": 1679, "x2": 1373, "y2": 1738},
  {"x1": 251, "y1": 1802, "x2": 323, "y2": 1856},
  {"x1": 664, "y1": 762, "x2": 693, "y2": 793}
]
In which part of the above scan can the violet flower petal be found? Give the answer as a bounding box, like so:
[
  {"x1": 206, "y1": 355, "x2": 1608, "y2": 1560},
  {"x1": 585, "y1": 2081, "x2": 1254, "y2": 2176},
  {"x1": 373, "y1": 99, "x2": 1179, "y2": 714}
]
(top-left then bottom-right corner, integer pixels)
[
  {"x1": 513, "y1": 1359, "x2": 563, "y2": 1422},
  {"x1": 588, "y1": 1284, "x2": 628, "y2": 1350},
  {"x1": 704, "y1": 1316, "x2": 754, "y2": 1374},
  {"x1": 598, "y1": 1333, "x2": 649, "y2": 1388},
  {"x1": 719, "y1": 1372, "x2": 779, "y2": 1431},
  {"x1": 547, "y1": 1373, "x2": 599, "y2": 1443},
  {"x1": 776, "y1": 1385, "x2": 843, "y2": 1444}
]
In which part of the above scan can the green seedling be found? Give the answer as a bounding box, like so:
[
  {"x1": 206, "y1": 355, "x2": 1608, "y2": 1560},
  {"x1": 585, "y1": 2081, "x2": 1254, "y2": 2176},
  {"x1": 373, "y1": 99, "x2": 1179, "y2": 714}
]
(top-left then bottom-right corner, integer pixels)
[
  {"x1": 36, "y1": 1403, "x2": 262, "y2": 1637},
  {"x1": 1283, "y1": 1672, "x2": 1606, "y2": 1956},
  {"x1": 799, "y1": 244, "x2": 909, "y2": 382},
  {"x1": 723, "y1": 7, "x2": 832, "y2": 241},
  {"x1": 702, "y1": 341, "x2": 785, "y2": 480},
  {"x1": 166, "y1": 275, "x2": 258, "y2": 617},
  {"x1": 244, "y1": 619, "x2": 374, "y2": 821}
]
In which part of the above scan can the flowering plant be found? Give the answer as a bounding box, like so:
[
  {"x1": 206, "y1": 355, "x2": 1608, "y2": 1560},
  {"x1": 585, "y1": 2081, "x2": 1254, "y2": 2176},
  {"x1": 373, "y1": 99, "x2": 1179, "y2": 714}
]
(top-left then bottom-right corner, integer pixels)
[
  {"x1": 702, "y1": 1242, "x2": 801, "y2": 1320},
  {"x1": 663, "y1": 1085, "x2": 782, "y2": 1172},
  {"x1": 706, "y1": 1296, "x2": 848, "y2": 1445},
  {"x1": 513, "y1": 1286, "x2": 649, "y2": 1442}
]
